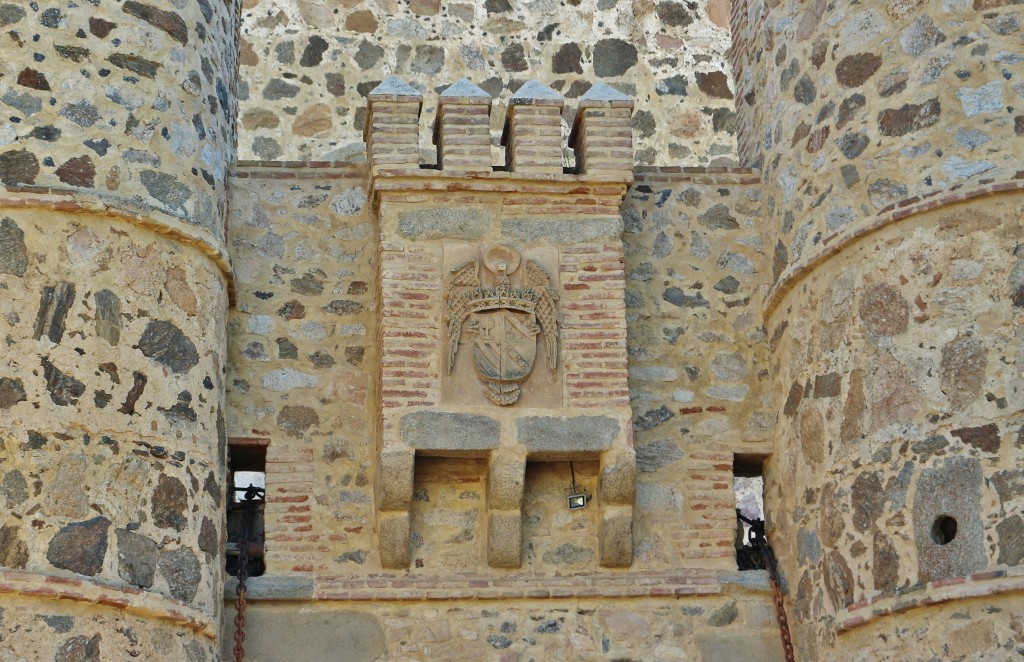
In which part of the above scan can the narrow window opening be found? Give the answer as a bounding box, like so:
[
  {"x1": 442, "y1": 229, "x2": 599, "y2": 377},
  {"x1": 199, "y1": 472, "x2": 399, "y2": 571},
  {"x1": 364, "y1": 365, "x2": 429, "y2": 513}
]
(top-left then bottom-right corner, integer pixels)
[
  {"x1": 734, "y1": 454, "x2": 766, "y2": 571},
  {"x1": 226, "y1": 439, "x2": 267, "y2": 579}
]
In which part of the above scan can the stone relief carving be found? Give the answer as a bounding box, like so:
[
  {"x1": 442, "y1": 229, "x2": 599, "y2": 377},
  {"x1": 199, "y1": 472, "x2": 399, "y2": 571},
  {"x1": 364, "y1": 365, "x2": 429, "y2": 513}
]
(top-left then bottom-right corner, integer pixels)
[{"x1": 444, "y1": 245, "x2": 559, "y2": 406}]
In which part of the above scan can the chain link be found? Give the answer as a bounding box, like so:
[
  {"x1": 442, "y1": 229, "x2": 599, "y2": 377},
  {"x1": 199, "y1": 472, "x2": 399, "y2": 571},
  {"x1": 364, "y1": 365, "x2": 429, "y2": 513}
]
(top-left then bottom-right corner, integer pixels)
[
  {"x1": 233, "y1": 485, "x2": 261, "y2": 662},
  {"x1": 741, "y1": 515, "x2": 796, "y2": 662}
]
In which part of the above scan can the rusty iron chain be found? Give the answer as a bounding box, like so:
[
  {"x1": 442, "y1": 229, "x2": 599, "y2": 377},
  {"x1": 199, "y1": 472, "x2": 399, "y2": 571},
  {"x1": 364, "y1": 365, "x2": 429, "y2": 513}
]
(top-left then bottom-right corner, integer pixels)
[
  {"x1": 740, "y1": 514, "x2": 797, "y2": 662},
  {"x1": 233, "y1": 484, "x2": 263, "y2": 662}
]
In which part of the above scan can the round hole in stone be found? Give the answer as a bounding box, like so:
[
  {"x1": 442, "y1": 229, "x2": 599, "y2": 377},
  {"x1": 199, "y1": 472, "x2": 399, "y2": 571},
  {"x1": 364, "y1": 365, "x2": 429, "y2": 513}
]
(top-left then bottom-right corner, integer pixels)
[{"x1": 931, "y1": 515, "x2": 957, "y2": 545}]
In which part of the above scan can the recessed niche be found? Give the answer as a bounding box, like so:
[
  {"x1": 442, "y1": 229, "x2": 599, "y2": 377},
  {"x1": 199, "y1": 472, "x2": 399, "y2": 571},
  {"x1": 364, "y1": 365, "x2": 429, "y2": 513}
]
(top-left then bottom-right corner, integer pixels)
[
  {"x1": 931, "y1": 515, "x2": 958, "y2": 546},
  {"x1": 409, "y1": 456, "x2": 486, "y2": 569},
  {"x1": 523, "y1": 460, "x2": 599, "y2": 572}
]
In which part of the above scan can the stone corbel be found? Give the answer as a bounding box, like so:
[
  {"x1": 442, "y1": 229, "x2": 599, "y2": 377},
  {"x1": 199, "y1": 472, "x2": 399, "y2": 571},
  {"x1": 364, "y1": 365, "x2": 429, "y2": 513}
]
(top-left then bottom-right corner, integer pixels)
[
  {"x1": 376, "y1": 444, "x2": 415, "y2": 569},
  {"x1": 486, "y1": 449, "x2": 527, "y2": 568},
  {"x1": 598, "y1": 445, "x2": 637, "y2": 568}
]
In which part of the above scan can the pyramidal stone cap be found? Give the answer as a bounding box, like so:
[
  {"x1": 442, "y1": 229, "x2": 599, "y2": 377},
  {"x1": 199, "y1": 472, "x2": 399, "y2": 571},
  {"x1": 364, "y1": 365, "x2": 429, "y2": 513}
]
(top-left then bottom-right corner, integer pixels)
[
  {"x1": 509, "y1": 79, "x2": 564, "y2": 106},
  {"x1": 439, "y1": 78, "x2": 492, "y2": 104},
  {"x1": 367, "y1": 76, "x2": 423, "y2": 102},
  {"x1": 579, "y1": 81, "x2": 634, "y2": 108}
]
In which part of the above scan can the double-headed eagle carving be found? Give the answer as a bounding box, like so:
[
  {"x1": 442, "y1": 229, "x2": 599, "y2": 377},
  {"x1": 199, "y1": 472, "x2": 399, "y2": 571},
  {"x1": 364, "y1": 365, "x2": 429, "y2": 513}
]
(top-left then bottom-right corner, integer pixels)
[{"x1": 444, "y1": 246, "x2": 558, "y2": 406}]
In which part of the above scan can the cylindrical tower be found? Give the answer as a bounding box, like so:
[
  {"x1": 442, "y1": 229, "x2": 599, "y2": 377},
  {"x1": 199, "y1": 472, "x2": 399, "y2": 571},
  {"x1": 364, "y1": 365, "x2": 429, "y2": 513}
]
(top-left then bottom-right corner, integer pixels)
[
  {"x1": 0, "y1": 0, "x2": 238, "y2": 658},
  {"x1": 732, "y1": 0, "x2": 1024, "y2": 658}
]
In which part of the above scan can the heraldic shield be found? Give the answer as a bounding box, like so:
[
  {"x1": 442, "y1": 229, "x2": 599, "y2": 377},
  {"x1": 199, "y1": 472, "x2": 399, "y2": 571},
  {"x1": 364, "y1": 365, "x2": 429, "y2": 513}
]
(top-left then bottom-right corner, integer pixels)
[{"x1": 445, "y1": 245, "x2": 558, "y2": 406}]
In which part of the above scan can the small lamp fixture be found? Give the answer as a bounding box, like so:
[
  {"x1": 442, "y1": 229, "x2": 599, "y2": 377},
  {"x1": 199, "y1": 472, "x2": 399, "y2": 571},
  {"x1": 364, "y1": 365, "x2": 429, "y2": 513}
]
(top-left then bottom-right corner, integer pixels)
[{"x1": 564, "y1": 462, "x2": 590, "y2": 510}]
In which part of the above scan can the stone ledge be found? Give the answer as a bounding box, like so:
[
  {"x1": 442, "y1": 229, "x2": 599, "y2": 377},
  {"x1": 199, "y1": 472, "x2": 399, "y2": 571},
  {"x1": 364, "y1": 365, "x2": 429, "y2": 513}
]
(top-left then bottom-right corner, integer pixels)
[
  {"x1": 765, "y1": 174, "x2": 1024, "y2": 319},
  {"x1": 223, "y1": 575, "x2": 315, "y2": 601},
  {"x1": 0, "y1": 569, "x2": 217, "y2": 639},
  {"x1": 0, "y1": 189, "x2": 232, "y2": 282},
  {"x1": 836, "y1": 565, "x2": 1024, "y2": 633},
  {"x1": 310, "y1": 569, "x2": 738, "y2": 602}
]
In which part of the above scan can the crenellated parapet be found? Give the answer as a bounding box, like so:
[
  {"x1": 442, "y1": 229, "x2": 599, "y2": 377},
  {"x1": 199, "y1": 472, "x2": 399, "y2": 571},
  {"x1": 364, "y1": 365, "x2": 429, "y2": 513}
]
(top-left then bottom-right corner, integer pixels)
[{"x1": 363, "y1": 77, "x2": 635, "y2": 180}]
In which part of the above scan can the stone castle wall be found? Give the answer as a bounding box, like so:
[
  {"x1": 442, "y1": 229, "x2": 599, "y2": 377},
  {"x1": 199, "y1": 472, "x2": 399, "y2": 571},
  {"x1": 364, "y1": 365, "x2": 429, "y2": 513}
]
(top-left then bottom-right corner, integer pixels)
[
  {"x1": 727, "y1": 0, "x2": 1024, "y2": 658},
  {"x1": 235, "y1": 0, "x2": 739, "y2": 166},
  {"x1": 0, "y1": 0, "x2": 238, "y2": 658}
]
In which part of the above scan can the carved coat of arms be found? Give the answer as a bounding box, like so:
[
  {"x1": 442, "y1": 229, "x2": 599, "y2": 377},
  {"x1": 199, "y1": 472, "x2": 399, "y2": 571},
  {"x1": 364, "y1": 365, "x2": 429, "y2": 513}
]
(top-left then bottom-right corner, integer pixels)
[{"x1": 445, "y1": 246, "x2": 558, "y2": 406}]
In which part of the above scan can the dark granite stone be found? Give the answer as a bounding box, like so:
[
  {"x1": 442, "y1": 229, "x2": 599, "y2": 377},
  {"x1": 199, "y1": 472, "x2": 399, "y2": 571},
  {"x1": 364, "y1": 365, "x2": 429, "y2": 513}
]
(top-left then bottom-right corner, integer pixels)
[
  {"x1": 835, "y1": 53, "x2": 882, "y2": 88},
  {"x1": 851, "y1": 471, "x2": 884, "y2": 532},
  {"x1": 951, "y1": 423, "x2": 1000, "y2": 453},
  {"x1": 138, "y1": 320, "x2": 199, "y2": 374},
  {"x1": 47, "y1": 517, "x2": 110, "y2": 576},
  {"x1": 116, "y1": 528, "x2": 158, "y2": 588},
  {"x1": 663, "y1": 287, "x2": 709, "y2": 308},
  {"x1": 94, "y1": 289, "x2": 121, "y2": 345},
  {"x1": 59, "y1": 100, "x2": 100, "y2": 127},
  {"x1": 140, "y1": 170, "x2": 192, "y2": 210},
  {"x1": 158, "y1": 547, "x2": 201, "y2": 602},
  {"x1": 108, "y1": 53, "x2": 160, "y2": 78},
  {"x1": 996, "y1": 515, "x2": 1024, "y2": 566},
  {"x1": 0, "y1": 149, "x2": 40, "y2": 185},
  {"x1": 794, "y1": 75, "x2": 816, "y2": 104},
  {"x1": 552, "y1": 43, "x2": 583, "y2": 74},
  {"x1": 152, "y1": 474, "x2": 189, "y2": 532},
  {"x1": 0, "y1": 524, "x2": 29, "y2": 568},
  {"x1": 696, "y1": 71, "x2": 731, "y2": 99},
  {"x1": 41, "y1": 357, "x2": 85, "y2": 406},
  {"x1": 836, "y1": 131, "x2": 870, "y2": 159},
  {"x1": 0, "y1": 3, "x2": 26, "y2": 27},
  {"x1": 34, "y1": 282, "x2": 75, "y2": 343},
  {"x1": 656, "y1": 1, "x2": 693, "y2": 26},
  {"x1": 501, "y1": 43, "x2": 528, "y2": 72},
  {"x1": 698, "y1": 203, "x2": 739, "y2": 230},
  {"x1": 593, "y1": 39, "x2": 638, "y2": 77},
  {"x1": 89, "y1": 17, "x2": 117, "y2": 38},
  {"x1": 823, "y1": 549, "x2": 854, "y2": 610},
  {"x1": 0, "y1": 377, "x2": 25, "y2": 409},
  {"x1": 707, "y1": 602, "x2": 738, "y2": 627},
  {"x1": 1, "y1": 469, "x2": 28, "y2": 508},
  {"x1": 873, "y1": 532, "x2": 900, "y2": 591},
  {"x1": 264, "y1": 78, "x2": 300, "y2": 100},
  {"x1": 122, "y1": 1, "x2": 187, "y2": 44},
  {"x1": 814, "y1": 373, "x2": 841, "y2": 398},
  {"x1": 783, "y1": 382, "x2": 803, "y2": 417},
  {"x1": 656, "y1": 74, "x2": 689, "y2": 95},
  {"x1": 0, "y1": 223, "x2": 27, "y2": 280},
  {"x1": 714, "y1": 276, "x2": 739, "y2": 294},
  {"x1": 913, "y1": 457, "x2": 985, "y2": 583},
  {"x1": 54, "y1": 634, "x2": 101, "y2": 662},
  {"x1": 55, "y1": 155, "x2": 96, "y2": 187},
  {"x1": 199, "y1": 516, "x2": 218, "y2": 556},
  {"x1": 300, "y1": 35, "x2": 328, "y2": 67},
  {"x1": 636, "y1": 438, "x2": 683, "y2": 472},
  {"x1": 836, "y1": 93, "x2": 866, "y2": 129},
  {"x1": 17, "y1": 68, "x2": 50, "y2": 90},
  {"x1": 878, "y1": 99, "x2": 941, "y2": 137}
]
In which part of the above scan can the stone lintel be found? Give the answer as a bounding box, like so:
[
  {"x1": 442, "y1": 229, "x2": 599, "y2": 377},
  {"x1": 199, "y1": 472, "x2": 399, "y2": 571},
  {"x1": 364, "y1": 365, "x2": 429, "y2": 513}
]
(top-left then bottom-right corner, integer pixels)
[
  {"x1": 399, "y1": 411, "x2": 501, "y2": 452},
  {"x1": 517, "y1": 415, "x2": 621, "y2": 456}
]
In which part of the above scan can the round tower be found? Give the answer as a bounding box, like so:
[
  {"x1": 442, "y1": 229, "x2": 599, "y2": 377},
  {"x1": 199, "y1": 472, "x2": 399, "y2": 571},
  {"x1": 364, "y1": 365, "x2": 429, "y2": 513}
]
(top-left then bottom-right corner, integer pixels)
[
  {"x1": 0, "y1": 0, "x2": 238, "y2": 658},
  {"x1": 732, "y1": 0, "x2": 1024, "y2": 658}
]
